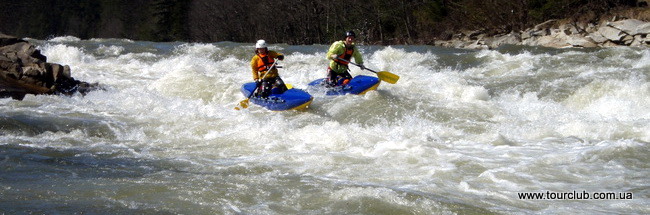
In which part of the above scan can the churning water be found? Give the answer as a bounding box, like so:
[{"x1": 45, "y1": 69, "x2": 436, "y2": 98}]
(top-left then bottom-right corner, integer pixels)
[{"x1": 0, "y1": 36, "x2": 648, "y2": 214}]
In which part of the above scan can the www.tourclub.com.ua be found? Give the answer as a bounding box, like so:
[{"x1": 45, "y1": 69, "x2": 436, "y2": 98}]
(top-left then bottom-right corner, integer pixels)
[{"x1": 518, "y1": 191, "x2": 633, "y2": 200}]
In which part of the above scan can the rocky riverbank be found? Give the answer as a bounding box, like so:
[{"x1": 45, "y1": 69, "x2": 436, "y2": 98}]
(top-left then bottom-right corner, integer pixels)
[
  {"x1": 0, "y1": 33, "x2": 99, "y2": 100},
  {"x1": 435, "y1": 18, "x2": 650, "y2": 49}
]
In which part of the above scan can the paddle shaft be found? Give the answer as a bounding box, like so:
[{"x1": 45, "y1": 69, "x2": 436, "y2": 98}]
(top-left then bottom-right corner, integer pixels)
[
  {"x1": 335, "y1": 57, "x2": 399, "y2": 84},
  {"x1": 246, "y1": 59, "x2": 278, "y2": 99},
  {"x1": 336, "y1": 58, "x2": 378, "y2": 73}
]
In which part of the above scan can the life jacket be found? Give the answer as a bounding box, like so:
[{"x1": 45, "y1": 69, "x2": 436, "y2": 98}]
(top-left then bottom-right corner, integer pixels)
[
  {"x1": 334, "y1": 45, "x2": 354, "y2": 65},
  {"x1": 256, "y1": 53, "x2": 275, "y2": 72}
]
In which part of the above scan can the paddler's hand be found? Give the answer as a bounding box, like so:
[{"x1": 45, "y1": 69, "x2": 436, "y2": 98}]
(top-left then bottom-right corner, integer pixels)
[
  {"x1": 277, "y1": 55, "x2": 284, "y2": 60},
  {"x1": 359, "y1": 64, "x2": 366, "y2": 70},
  {"x1": 330, "y1": 54, "x2": 338, "y2": 59}
]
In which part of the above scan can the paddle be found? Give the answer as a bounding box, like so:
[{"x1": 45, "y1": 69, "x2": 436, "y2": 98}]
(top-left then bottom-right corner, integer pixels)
[
  {"x1": 234, "y1": 59, "x2": 278, "y2": 110},
  {"x1": 336, "y1": 58, "x2": 399, "y2": 84}
]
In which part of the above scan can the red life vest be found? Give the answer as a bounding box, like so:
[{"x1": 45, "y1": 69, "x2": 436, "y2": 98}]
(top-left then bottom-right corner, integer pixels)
[
  {"x1": 256, "y1": 53, "x2": 275, "y2": 71},
  {"x1": 334, "y1": 46, "x2": 354, "y2": 65}
]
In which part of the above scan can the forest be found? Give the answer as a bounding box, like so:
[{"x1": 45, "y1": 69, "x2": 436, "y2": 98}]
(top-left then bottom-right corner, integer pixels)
[{"x1": 0, "y1": 0, "x2": 645, "y2": 45}]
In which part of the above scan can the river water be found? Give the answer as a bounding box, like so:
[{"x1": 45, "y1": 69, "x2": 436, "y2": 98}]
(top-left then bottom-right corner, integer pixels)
[{"x1": 1, "y1": 36, "x2": 648, "y2": 214}]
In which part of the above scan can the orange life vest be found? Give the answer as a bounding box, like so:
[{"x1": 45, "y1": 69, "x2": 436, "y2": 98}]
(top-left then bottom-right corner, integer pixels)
[
  {"x1": 334, "y1": 46, "x2": 354, "y2": 65},
  {"x1": 256, "y1": 53, "x2": 275, "y2": 71}
]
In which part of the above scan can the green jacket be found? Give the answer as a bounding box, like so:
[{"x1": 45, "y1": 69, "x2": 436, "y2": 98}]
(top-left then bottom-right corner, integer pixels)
[{"x1": 326, "y1": 41, "x2": 363, "y2": 73}]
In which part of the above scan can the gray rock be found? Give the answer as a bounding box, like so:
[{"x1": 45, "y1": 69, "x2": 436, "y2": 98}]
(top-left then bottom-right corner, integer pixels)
[
  {"x1": 560, "y1": 24, "x2": 580, "y2": 35},
  {"x1": 466, "y1": 40, "x2": 489, "y2": 49},
  {"x1": 485, "y1": 33, "x2": 521, "y2": 49},
  {"x1": 631, "y1": 35, "x2": 644, "y2": 46},
  {"x1": 602, "y1": 40, "x2": 620, "y2": 47},
  {"x1": 608, "y1": 19, "x2": 646, "y2": 35},
  {"x1": 598, "y1": 26, "x2": 626, "y2": 41},
  {"x1": 1, "y1": 33, "x2": 100, "y2": 100},
  {"x1": 434, "y1": 18, "x2": 650, "y2": 49},
  {"x1": 567, "y1": 35, "x2": 598, "y2": 48},
  {"x1": 622, "y1": 35, "x2": 635, "y2": 45},
  {"x1": 637, "y1": 23, "x2": 650, "y2": 35},
  {"x1": 521, "y1": 30, "x2": 533, "y2": 40},
  {"x1": 588, "y1": 31, "x2": 609, "y2": 44}
]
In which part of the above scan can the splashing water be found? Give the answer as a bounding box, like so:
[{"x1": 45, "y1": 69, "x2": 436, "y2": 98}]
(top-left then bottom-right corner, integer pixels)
[{"x1": 1, "y1": 37, "x2": 648, "y2": 214}]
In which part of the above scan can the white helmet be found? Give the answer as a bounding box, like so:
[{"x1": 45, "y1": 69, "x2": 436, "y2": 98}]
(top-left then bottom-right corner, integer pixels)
[{"x1": 255, "y1": 40, "x2": 267, "y2": 49}]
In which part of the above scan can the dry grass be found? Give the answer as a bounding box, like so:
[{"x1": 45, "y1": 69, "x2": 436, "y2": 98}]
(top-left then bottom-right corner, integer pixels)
[
  {"x1": 601, "y1": 7, "x2": 650, "y2": 22},
  {"x1": 552, "y1": 7, "x2": 649, "y2": 28}
]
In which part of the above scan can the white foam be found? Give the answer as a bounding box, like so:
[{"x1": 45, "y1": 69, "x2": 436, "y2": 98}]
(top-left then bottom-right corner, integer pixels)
[
  {"x1": 47, "y1": 35, "x2": 81, "y2": 42},
  {"x1": 96, "y1": 45, "x2": 125, "y2": 56},
  {"x1": 40, "y1": 44, "x2": 96, "y2": 65},
  {"x1": 5, "y1": 39, "x2": 648, "y2": 214}
]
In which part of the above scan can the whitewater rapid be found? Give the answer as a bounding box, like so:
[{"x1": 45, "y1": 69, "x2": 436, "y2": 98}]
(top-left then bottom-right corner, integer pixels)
[{"x1": 0, "y1": 36, "x2": 648, "y2": 214}]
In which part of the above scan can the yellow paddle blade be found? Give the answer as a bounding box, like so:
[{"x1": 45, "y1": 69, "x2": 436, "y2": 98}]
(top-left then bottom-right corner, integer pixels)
[
  {"x1": 377, "y1": 71, "x2": 399, "y2": 84},
  {"x1": 234, "y1": 99, "x2": 250, "y2": 110},
  {"x1": 286, "y1": 84, "x2": 293, "y2": 89}
]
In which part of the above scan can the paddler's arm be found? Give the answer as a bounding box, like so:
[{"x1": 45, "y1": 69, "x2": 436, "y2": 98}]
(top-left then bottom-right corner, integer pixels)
[
  {"x1": 326, "y1": 41, "x2": 344, "y2": 61},
  {"x1": 250, "y1": 55, "x2": 259, "y2": 80},
  {"x1": 352, "y1": 44, "x2": 363, "y2": 65},
  {"x1": 269, "y1": 51, "x2": 284, "y2": 61}
]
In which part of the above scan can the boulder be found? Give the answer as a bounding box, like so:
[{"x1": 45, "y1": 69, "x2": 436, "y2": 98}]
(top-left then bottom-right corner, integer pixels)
[
  {"x1": 532, "y1": 34, "x2": 571, "y2": 48},
  {"x1": 433, "y1": 18, "x2": 649, "y2": 49},
  {"x1": 602, "y1": 40, "x2": 620, "y2": 47},
  {"x1": 559, "y1": 23, "x2": 581, "y2": 35},
  {"x1": 0, "y1": 33, "x2": 99, "y2": 100},
  {"x1": 637, "y1": 23, "x2": 650, "y2": 35},
  {"x1": 588, "y1": 31, "x2": 610, "y2": 43},
  {"x1": 485, "y1": 33, "x2": 521, "y2": 49},
  {"x1": 608, "y1": 19, "x2": 646, "y2": 35},
  {"x1": 598, "y1": 26, "x2": 626, "y2": 41},
  {"x1": 567, "y1": 35, "x2": 598, "y2": 48},
  {"x1": 622, "y1": 35, "x2": 635, "y2": 45},
  {"x1": 631, "y1": 35, "x2": 644, "y2": 46},
  {"x1": 466, "y1": 40, "x2": 489, "y2": 49}
]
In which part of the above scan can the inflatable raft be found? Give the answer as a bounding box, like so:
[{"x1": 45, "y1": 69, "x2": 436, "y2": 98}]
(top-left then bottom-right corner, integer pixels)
[
  {"x1": 307, "y1": 75, "x2": 380, "y2": 95},
  {"x1": 240, "y1": 83, "x2": 313, "y2": 111}
]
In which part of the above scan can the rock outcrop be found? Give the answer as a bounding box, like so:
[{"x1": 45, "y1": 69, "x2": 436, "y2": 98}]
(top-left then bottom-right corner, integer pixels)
[
  {"x1": 0, "y1": 33, "x2": 98, "y2": 100},
  {"x1": 436, "y1": 18, "x2": 650, "y2": 49}
]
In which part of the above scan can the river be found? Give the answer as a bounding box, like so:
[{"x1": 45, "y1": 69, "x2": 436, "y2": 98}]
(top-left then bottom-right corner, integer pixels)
[{"x1": 1, "y1": 36, "x2": 648, "y2": 214}]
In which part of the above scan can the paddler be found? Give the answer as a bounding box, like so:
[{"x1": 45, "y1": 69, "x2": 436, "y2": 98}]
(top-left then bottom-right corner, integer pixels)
[
  {"x1": 325, "y1": 30, "x2": 365, "y2": 87},
  {"x1": 250, "y1": 39, "x2": 286, "y2": 98}
]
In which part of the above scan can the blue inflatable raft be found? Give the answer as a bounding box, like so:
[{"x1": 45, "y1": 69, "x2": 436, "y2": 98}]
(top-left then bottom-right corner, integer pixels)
[
  {"x1": 307, "y1": 75, "x2": 380, "y2": 95},
  {"x1": 240, "y1": 83, "x2": 313, "y2": 111}
]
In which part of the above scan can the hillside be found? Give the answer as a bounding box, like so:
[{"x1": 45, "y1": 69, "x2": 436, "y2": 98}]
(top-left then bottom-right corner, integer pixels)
[
  {"x1": 0, "y1": 0, "x2": 648, "y2": 46},
  {"x1": 436, "y1": 6, "x2": 650, "y2": 49}
]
